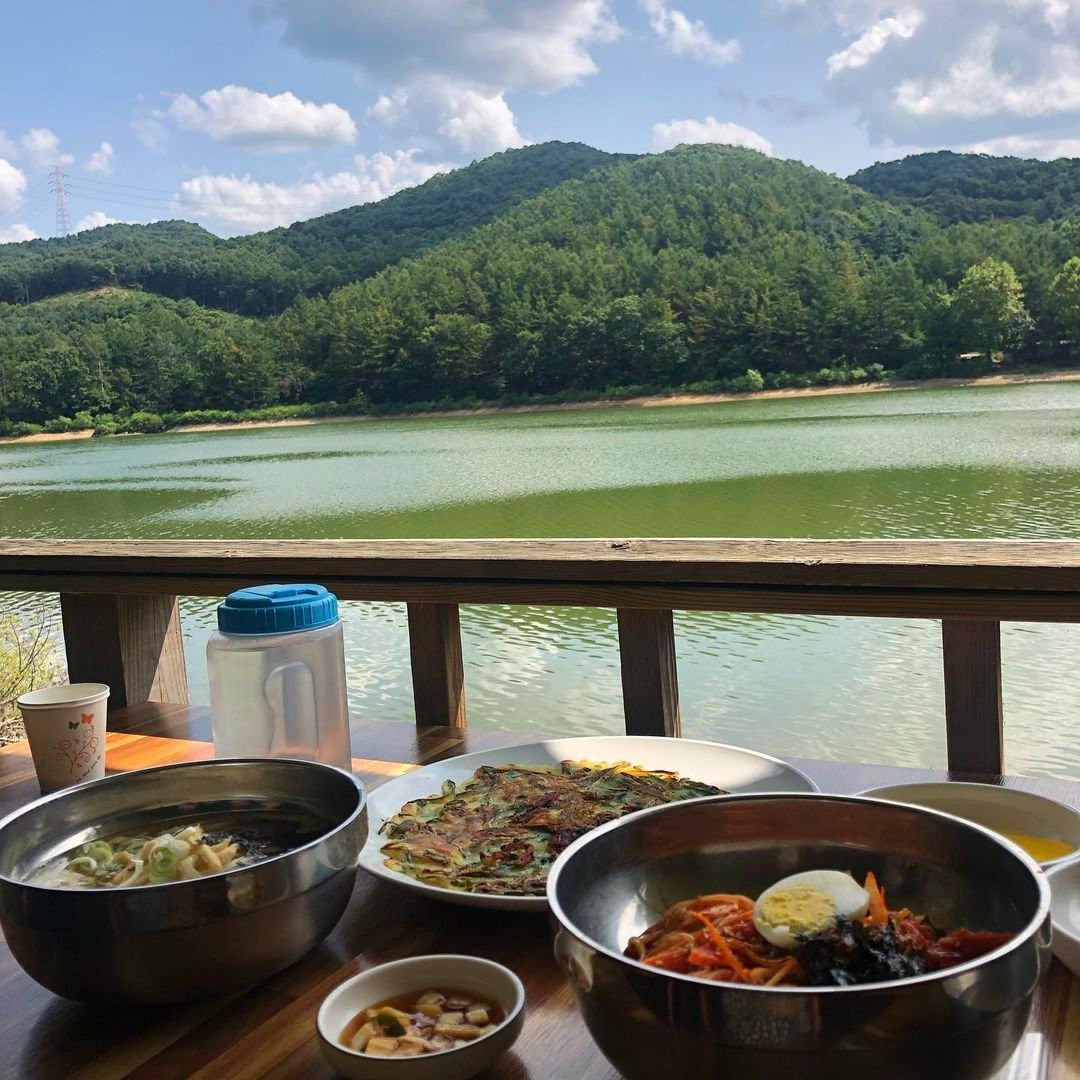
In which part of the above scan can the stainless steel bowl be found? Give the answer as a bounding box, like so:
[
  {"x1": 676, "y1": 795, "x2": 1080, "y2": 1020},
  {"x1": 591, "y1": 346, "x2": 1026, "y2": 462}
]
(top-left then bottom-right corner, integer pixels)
[
  {"x1": 0, "y1": 758, "x2": 367, "y2": 1004},
  {"x1": 547, "y1": 794, "x2": 1051, "y2": 1080}
]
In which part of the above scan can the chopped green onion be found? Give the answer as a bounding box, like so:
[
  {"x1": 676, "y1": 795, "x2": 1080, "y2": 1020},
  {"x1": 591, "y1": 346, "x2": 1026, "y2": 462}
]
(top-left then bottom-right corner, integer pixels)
[
  {"x1": 66, "y1": 856, "x2": 98, "y2": 876},
  {"x1": 124, "y1": 838, "x2": 147, "y2": 854},
  {"x1": 375, "y1": 1013, "x2": 406, "y2": 1037},
  {"x1": 148, "y1": 846, "x2": 180, "y2": 883},
  {"x1": 81, "y1": 840, "x2": 113, "y2": 864}
]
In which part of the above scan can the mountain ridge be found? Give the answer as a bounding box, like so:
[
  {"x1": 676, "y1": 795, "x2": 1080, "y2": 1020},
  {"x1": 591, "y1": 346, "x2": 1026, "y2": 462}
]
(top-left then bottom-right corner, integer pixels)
[
  {"x1": 0, "y1": 142, "x2": 629, "y2": 314},
  {"x1": 1, "y1": 143, "x2": 1078, "y2": 432},
  {"x1": 849, "y1": 150, "x2": 1080, "y2": 224}
]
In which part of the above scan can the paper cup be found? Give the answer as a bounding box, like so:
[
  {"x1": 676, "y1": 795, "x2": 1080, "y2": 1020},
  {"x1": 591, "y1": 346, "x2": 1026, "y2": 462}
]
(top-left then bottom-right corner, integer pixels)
[{"x1": 16, "y1": 683, "x2": 109, "y2": 793}]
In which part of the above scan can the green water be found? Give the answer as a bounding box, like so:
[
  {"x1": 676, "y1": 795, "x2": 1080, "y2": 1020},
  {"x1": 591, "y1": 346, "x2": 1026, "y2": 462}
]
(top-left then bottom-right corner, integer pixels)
[{"x1": 4, "y1": 382, "x2": 1080, "y2": 777}]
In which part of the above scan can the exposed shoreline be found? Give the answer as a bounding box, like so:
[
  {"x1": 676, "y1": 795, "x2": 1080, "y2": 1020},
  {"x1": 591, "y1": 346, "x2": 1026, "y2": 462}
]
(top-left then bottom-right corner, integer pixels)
[{"x1": 3, "y1": 368, "x2": 1079, "y2": 445}]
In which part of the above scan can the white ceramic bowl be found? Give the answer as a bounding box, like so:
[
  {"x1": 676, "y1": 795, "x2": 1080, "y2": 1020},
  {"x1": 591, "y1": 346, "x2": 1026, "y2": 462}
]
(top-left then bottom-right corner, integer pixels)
[
  {"x1": 317, "y1": 955, "x2": 525, "y2": 1080},
  {"x1": 1047, "y1": 859, "x2": 1080, "y2": 977},
  {"x1": 859, "y1": 782, "x2": 1080, "y2": 868}
]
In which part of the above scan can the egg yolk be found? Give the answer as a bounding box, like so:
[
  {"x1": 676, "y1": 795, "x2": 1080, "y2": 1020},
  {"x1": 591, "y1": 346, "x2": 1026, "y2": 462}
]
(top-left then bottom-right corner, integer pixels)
[
  {"x1": 757, "y1": 885, "x2": 837, "y2": 937},
  {"x1": 999, "y1": 832, "x2": 1074, "y2": 863}
]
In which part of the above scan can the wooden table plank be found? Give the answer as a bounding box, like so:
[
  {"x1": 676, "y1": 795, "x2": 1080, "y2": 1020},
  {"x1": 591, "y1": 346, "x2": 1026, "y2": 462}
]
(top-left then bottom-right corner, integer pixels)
[{"x1": 1, "y1": 711, "x2": 1077, "y2": 1080}]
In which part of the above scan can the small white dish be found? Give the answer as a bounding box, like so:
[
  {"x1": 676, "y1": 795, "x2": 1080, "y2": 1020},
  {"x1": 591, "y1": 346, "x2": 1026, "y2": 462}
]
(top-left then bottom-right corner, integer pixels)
[
  {"x1": 859, "y1": 782, "x2": 1080, "y2": 869},
  {"x1": 317, "y1": 955, "x2": 525, "y2": 1080},
  {"x1": 1047, "y1": 859, "x2": 1080, "y2": 978}
]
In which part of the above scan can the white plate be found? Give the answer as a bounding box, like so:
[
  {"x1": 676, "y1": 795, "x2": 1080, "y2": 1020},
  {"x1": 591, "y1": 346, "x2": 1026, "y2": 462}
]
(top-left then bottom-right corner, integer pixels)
[{"x1": 358, "y1": 736, "x2": 818, "y2": 911}]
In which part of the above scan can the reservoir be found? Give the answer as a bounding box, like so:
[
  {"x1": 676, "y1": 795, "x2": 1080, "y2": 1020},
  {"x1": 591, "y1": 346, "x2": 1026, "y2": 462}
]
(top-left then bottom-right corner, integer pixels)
[{"x1": 4, "y1": 381, "x2": 1079, "y2": 778}]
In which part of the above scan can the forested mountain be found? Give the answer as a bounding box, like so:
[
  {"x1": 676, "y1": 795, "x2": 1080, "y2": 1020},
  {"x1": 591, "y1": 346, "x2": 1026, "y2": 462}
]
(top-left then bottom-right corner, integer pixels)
[
  {"x1": 0, "y1": 142, "x2": 624, "y2": 315},
  {"x1": 850, "y1": 151, "x2": 1080, "y2": 224},
  {"x1": 2, "y1": 143, "x2": 1079, "y2": 434}
]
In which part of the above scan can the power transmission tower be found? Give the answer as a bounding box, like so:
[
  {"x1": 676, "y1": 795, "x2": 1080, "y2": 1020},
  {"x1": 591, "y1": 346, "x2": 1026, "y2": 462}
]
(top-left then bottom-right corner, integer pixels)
[{"x1": 50, "y1": 164, "x2": 71, "y2": 237}]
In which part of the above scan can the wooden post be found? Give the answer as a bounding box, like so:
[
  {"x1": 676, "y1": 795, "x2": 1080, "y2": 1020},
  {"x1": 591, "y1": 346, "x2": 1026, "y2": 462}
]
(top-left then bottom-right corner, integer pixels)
[
  {"x1": 407, "y1": 603, "x2": 466, "y2": 729},
  {"x1": 942, "y1": 619, "x2": 1004, "y2": 774},
  {"x1": 59, "y1": 594, "x2": 189, "y2": 714},
  {"x1": 617, "y1": 608, "x2": 681, "y2": 737}
]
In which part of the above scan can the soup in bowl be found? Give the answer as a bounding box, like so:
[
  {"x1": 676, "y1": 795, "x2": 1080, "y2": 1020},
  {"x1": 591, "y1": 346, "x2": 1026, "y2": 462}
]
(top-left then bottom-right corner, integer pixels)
[{"x1": 0, "y1": 757, "x2": 367, "y2": 1004}]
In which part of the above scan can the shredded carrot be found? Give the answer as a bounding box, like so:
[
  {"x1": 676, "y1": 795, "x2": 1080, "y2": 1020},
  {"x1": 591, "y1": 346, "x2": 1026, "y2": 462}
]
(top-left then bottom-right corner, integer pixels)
[
  {"x1": 634, "y1": 877, "x2": 1008, "y2": 987},
  {"x1": 692, "y1": 911, "x2": 750, "y2": 982},
  {"x1": 863, "y1": 871, "x2": 888, "y2": 926},
  {"x1": 729, "y1": 939, "x2": 791, "y2": 967},
  {"x1": 765, "y1": 957, "x2": 799, "y2": 986}
]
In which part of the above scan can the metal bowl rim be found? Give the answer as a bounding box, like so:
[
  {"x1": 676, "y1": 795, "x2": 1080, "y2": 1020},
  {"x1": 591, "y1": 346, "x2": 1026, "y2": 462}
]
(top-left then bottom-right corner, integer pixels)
[
  {"x1": 0, "y1": 756, "x2": 366, "y2": 894},
  {"x1": 546, "y1": 791, "x2": 1051, "y2": 995}
]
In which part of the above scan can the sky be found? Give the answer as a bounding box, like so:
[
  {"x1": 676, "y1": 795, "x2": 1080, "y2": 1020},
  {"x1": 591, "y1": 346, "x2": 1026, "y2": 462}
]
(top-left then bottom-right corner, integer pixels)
[{"x1": 1, "y1": 0, "x2": 1079, "y2": 242}]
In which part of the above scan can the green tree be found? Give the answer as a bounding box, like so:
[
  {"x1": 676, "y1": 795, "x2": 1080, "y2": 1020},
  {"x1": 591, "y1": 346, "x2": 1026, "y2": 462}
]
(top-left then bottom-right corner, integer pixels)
[
  {"x1": 1, "y1": 609, "x2": 59, "y2": 742},
  {"x1": 1048, "y1": 257, "x2": 1080, "y2": 352},
  {"x1": 420, "y1": 313, "x2": 495, "y2": 398},
  {"x1": 950, "y1": 258, "x2": 1031, "y2": 359}
]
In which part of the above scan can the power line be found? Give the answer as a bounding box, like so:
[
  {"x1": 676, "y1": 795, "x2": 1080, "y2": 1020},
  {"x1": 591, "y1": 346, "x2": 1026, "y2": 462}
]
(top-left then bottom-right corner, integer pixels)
[
  {"x1": 66, "y1": 183, "x2": 367, "y2": 212},
  {"x1": 4, "y1": 169, "x2": 372, "y2": 240},
  {"x1": 0, "y1": 187, "x2": 52, "y2": 227},
  {"x1": 66, "y1": 173, "x2": 363, "y2": 211},
  {"x1": 64, "y1": 172, "x2": 179, "y2": 196}
]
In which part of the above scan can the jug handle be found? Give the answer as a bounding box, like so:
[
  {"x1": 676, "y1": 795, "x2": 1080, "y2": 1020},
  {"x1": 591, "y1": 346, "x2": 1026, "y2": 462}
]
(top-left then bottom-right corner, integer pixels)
[{"x1": 263, "y1": 660, "x2": 318, "y2": 757}]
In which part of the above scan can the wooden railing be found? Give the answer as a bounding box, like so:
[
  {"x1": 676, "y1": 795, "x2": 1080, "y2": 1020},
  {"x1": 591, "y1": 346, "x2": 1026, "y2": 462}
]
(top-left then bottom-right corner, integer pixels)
[{"x1": 4, "y1": 538, "x2": 1080, "y2": 774}]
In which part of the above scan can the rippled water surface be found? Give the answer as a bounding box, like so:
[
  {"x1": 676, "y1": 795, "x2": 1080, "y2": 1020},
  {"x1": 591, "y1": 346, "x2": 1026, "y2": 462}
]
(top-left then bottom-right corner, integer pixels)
[{"x1": 4, "y1": 382, "x2": 1080, "y2": 778}]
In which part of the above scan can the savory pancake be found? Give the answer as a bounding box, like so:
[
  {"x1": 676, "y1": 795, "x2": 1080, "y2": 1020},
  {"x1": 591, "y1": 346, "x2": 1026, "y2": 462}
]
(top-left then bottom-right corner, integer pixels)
[{"x1": 379, "y1": 759, "x2": 723, "y2": 896}]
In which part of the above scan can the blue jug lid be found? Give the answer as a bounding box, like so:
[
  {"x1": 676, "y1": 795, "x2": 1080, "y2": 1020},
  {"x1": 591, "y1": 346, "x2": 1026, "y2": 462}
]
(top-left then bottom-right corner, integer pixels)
[{"x1": 217, "y1": 583, "x2": 339, "y2": 635}]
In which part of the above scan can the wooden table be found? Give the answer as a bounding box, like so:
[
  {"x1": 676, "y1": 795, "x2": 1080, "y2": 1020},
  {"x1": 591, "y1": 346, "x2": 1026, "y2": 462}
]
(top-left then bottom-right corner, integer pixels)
[{"x1": 1, "y1": 705, "x2": 1078, "y2": 1080}]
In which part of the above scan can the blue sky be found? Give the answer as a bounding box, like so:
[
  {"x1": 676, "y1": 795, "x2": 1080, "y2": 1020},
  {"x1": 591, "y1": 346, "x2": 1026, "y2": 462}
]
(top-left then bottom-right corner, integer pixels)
[{"x1": 2, "y1": 1, "x2": 1079, "y2": 241}]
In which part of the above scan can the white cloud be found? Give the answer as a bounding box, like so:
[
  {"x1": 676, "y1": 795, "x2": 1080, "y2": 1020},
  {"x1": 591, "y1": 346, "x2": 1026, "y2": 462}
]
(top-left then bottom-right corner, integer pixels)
[
  {"x1": 171, "y1": 149, "x2": 453, "y2": 234},
  {"x1": 436, "y1": 86, "x2": 526, "y2": 155},
  {"x1": 894, "y1": 31, "x2": 1080, "y2": 120},
  {"x1": 791, "y1": 1, "x2": 1080, "y2": 147},
  {"x1": 166, "y1": 85, "x2": 357, "y2": 152},
  {"x1": 368, "y1": 89, "x2": 411, "y2": 128},
  {"x1": 652, "y1": 117, "x2": 774, "y2": 155},
  {"x1": 74, "y1": 210, "x2": 121, "y2": 233},
  {"x1": 0, "y1": 158, "x2": 27, "y2": 214},
  {"x1": 640, "y1": 0, "x2": 740, "y2": 65},
  {"x1": 827, "y1": 12, "x2": 921, "y2": 76},
  {"x1": 963, "y1": 134, "x2": 1080, "y2": 158},
  {"x1": 266, "y1": 1, "x2": 620, "y2": 153},
  {"x1": 82, "y1": 141, "x2": 115, "y2": 174},
  {"x1": 369, "y1": 78, "x2": 527, "y2": 155},
  {"x1": 20, "y1": 128, "x2": 72, "y2": 171},
  {"x1": 0, "y1": 223, "x2": 37, "y2": 244},
  {"x1": 267, "y1": 1, "x2": 620, "y2": 93},
  {"x1": 131, "y1": 111, "x2": 167, "y2": 152},
  {"x1": 0, "y1": 131, "x2": 17, "y2": 159}
]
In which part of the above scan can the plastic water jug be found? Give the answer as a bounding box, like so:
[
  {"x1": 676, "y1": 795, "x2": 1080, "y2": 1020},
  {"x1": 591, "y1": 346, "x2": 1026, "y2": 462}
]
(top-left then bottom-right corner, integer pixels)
[{"x1": 207, "y1": 584, "x2": 351, "y2": 768}]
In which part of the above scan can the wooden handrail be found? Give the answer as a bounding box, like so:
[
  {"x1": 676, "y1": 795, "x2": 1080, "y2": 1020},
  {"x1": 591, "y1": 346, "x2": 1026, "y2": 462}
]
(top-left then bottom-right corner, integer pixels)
[
  {"x1": 4, "y1": 537, "x2": 1080, "y2": 590},
  {"x1": 6, "y1": 537, "x2": 1077, "y2": 775}
]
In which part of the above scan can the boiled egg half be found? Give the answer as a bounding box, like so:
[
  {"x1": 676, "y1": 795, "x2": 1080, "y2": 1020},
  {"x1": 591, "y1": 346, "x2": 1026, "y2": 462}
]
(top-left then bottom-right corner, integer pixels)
[{"x1": 752, "y1": 870, "x2": 870, "y2": 949}]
